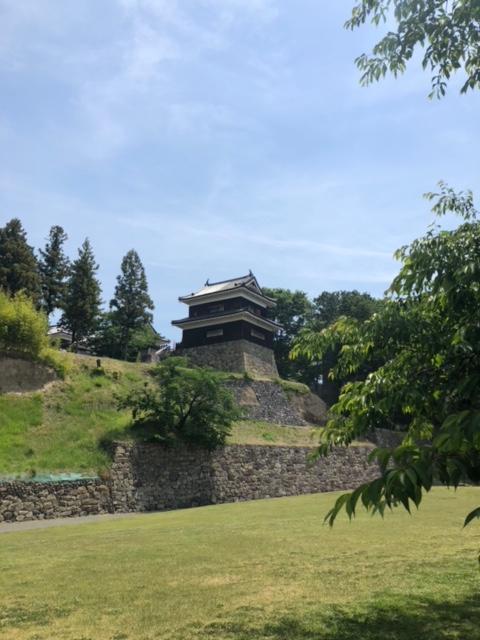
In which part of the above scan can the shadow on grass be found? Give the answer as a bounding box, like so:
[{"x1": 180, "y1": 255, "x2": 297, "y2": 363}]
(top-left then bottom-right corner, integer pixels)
[{"x1": 202, "y1": 594, "x2": 480, "y2": 640}]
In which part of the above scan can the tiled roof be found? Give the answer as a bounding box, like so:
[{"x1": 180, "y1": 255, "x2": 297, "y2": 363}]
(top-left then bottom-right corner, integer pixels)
[{"x1": 179, "y1": 271, "x2": 275, "y2": 303}]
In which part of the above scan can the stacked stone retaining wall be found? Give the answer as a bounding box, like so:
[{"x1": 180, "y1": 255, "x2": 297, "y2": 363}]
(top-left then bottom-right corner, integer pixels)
[
  {"x1": 177, "y1": 340, "x2": 279, "y2": 377},
  {"x1": 0, "y1": 355, "x2": 57, "y2": 393},
  {"x1": 0, "y1": 479, "x2": 112, "y2": 523},
  {"x1": 226, "y1": 380, "x2": 310, "y2": 425},
  {"x1": 0, "y1": 440, "x2": 387, "y2": 523}
]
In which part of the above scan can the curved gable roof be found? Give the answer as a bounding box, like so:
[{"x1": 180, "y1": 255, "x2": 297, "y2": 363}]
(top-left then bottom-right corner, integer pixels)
[{"x1": 179, "y1": 271, "x2": 276, "y2": 306}]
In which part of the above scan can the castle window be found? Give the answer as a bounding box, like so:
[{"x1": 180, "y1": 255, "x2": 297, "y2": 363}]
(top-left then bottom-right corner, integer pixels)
[
  {"x1": 206, "y1": 328, "x2": 223, "y2": 338},
  {"x1": 209, "y1": 303, "x2": 224, "y2": 314},
  {"x1": 250, "y1": 328, "x2": 265, "y2": 341}
]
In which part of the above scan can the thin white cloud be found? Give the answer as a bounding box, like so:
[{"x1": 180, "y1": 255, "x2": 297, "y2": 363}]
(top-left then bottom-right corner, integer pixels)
[{"x1": 120, "y1": 214, "x2": 392, "y2": 259}]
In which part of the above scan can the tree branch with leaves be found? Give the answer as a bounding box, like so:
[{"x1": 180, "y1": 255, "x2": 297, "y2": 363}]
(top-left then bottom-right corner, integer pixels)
[
  {"x1": 292, "y1": 184, "x2": 480, "y2": 529},
  {"x1": 347, "y1": 0, "x2": 480, "y2": 97}
]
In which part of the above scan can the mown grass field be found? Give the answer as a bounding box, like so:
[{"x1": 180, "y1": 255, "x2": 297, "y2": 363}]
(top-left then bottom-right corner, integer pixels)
[
  {"x1": 0, "y1": 355, "x2": 321, "y2": 477},
  {"x1": 1, "y1": 488, "x2": 479, "y2": 640}
]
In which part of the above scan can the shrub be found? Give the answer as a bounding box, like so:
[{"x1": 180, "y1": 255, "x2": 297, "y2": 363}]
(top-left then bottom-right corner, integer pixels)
[
  {"x1": 119, "y1": 357, "x2": 241, "y2": 450},
  {"x1": 0, "y1": 290, "x2": 69, "y2": 377},
  {"x1": 0, "y1": 291, "x2": 48, "y2": 357}
]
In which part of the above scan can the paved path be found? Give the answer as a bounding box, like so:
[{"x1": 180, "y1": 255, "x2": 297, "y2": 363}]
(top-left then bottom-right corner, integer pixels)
[{"x1": 0, "y1": 512, "x2": 146, "y2": 534}]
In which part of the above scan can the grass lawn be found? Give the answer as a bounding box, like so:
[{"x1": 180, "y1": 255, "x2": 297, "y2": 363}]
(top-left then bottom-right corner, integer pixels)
[
  {"x1": 0, "y1": 356, "x2": 323, "y2": 477},
  {"x1": 1, "y1": 487, "x2": 479, "y2": 640},
  {"x1": 228, "y1": 420, "x2": 320, "y2": 447}
]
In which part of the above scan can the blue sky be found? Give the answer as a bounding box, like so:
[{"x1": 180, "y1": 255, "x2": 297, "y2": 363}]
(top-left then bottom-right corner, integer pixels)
[{"x1": 1, "y1": 0, "x2": 479, "y2": 340}]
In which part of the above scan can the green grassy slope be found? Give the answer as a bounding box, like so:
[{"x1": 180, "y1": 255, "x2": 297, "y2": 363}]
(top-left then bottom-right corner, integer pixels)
[
  {"x1": 1, "y1": 488, "x2": 479, "y2": 639},
  {"x1": 0, "y1": 355, "x2": 322, "y2": 476},
  {"x1": 0, "y1": 356, "x2": 149, "y2": 476}
]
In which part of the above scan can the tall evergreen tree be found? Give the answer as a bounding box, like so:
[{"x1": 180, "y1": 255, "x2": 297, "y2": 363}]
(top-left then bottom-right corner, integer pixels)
[
  {"x1": 0, "y1": 218, "x2": 40, "y2": 303},
  {"x1": 110, "y1": 249, "x2": 154, "y2": 360},
  {"x1": 39, "y1": 225, "x2": 70, "y2": 318},
  {"x1": 61, "y1": 238, "x2": 101, "y2": 345}
]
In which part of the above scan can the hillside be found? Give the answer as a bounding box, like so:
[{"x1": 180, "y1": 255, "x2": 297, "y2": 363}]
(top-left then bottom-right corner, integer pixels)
[{"x1": 0, "y1": 355, "x2": 321, "y2": 478}]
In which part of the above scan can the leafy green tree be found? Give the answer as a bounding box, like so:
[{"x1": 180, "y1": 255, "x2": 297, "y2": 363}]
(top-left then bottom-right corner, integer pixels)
[
  {"x1": 110, "y1": 249, "x2": 154, "y2": 360},
  {"x1": 119, "y1": 357, "x2": 241, "y2": 450},
  {"x1": 314, "y1": 290, "x2": 382, "y2": 326},
  {"x1": 347, "y1": 0, "x2": 480, "y2": 97},
  {"x1": 92, "y1": 312, "x2": 164, "y2": 362},
  {"x1": 38, "y1": 225, "x2": 70, "y2": 318},
  {"x1": 61, "y1": 239, "x2": 102, "y2": 345},
  {"x1": 88, "y1": 312, "x2": 122, "y2": 358},
  {"x1": 0, "y1": 218, "x2": 40, "y2": 303},
  {"x1": 127, "y1": 324, "x2": 164, "y2": 361},
  {"x1": 293, "y1": 184, "x2": 480, "y2": 527},
  {"x1": 263, "y1": 288, "x2": 318, "y2": 384},
  {"x1": 312, "y1": 291, "x2": 383, "y2": 405}
]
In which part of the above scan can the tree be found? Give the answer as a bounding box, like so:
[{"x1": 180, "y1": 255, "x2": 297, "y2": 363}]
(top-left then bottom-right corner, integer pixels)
[
  {"x1": 0, "y1": 218, "x2": 40, "y2": 303},
  {"x1": 312, "y1": 291, "x2": 383, "y2": 405},
  {"x1": 347, "y1": 1, "x2": 480, "y2": 98},
  {"x1": 38, "y1": 225, "x2": 70, "y2": 318},
  {"x1": 314, "y1": 290, "x2": 382, "y2": 326},
  {"x1": 61, "y1": 239, "x2": 102, "y2": 345},
  {"x1": 126, "y1": 323, "x2": 163, "y2": 361},
  {"x1": 263, "y1": 288, "x2": 318, "y2": 385},
  {"x1": 292, "y1": 184, "x2": 480, "y2": 527},
  {"x1": 119, "y1": 357, "x2": 241, "y2": 450},
  {"x1": 92, "y1": 312, "x2": 164, "y2": 362},
  {"x1": 110, "y1": 249, "x2": 154, "y2": 360}
]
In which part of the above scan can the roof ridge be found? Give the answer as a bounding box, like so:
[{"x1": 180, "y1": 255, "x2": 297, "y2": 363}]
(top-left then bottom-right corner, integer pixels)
[{"x1": 204, "y1": 272, "x2": 254, "y2": 287}]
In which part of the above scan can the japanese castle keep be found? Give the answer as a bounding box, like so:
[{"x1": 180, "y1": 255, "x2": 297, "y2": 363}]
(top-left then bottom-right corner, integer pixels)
[{"x1": 172, "y1": 272, "x2": 282, "y2": 376}]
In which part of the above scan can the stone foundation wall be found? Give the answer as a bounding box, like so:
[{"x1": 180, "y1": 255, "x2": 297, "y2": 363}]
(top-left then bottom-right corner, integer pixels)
[
  {"x1": 211, "y1": 445, "x2": 377, "y2": 503},
  {"x1": 177, "y1": 340, "x2": 278, "y2": 377},
  {"x1": 0, "y1": 355, "x2": 57, "y2": 394},
  {"x1": 0, "y1": 479, "x2": 112, "y2": 523},
  {"x1": 0, "y1": 439, "x2": 389, "y2": 524},
  {"x1": 108, "y1": 442, "x2": 380, "y2": 512},
  {"x1": 110, "y1": 443, "x2": 214, "y2": 513},
  {"x1": 226, "y1": 380, "x2": 308, "y2": 425}
]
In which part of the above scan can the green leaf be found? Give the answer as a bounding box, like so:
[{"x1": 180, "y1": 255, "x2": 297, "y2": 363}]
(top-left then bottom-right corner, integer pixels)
[{"x1": 464, "y1": 507, "x2": 480, "y2": 528}]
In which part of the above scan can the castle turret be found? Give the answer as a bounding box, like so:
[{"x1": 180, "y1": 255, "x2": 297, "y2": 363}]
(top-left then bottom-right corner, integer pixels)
[{"x1": 172, "y1": 272, "x2": 281, "y2": 376}]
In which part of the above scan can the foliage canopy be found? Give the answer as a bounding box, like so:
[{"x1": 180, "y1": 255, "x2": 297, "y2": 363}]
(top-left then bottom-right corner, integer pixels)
[
  {"x1": 92, "y1": 313, "x2": 162, "y2": 362},
  {"x1": 292, "y1": 184, "x2": 480, "y2": 527},
  {"x1": 60, "y1": 239, "x2": 102, "y2": 344},
  {"x1": 119, "y1": 357, "x2": 241, "y2": 450},
  {"x1": 347, "y1": 0, "x2": 480, "y2": 97},
  {"x1": 0, "y1": 218, "x2": 40, "y2": 303},
  {"x1": 110, "y1": 249, "x2": 154, "y2": 360},
  {"x1": 38, "y1": 225, "x2": 70, "y2": 317},
  {"x1": 0, "y1": 290, "x2": 66, "y2": 375},
  {"x1": 264, "y1": 288, "x2": 316, "y2": 383},
  {"x1": 0, "y1": 290, "x2": 48, "y2": 358}
]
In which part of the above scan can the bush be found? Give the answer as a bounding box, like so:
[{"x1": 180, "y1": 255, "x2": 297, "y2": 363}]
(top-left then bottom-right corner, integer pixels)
[
  {"x1": 0, "y1": 291, "x2": 48, "y2": 357},
  {"x1": 119, "y1": 357, "x2": 241, "y2": 450},
  {"x1": 0, "y1": 290, "x2": 69, "y2": 377}
]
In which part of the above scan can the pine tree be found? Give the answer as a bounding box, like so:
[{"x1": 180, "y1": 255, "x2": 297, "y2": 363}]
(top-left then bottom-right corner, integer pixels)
[
  {"x1": 61, "y1": 239, "x2": 102, "y2": 345},
  {"x1": 110, "y1": 249, "x2": 154, "y2": 360},
  {"x1": 0, "y1": 218, "x2": 41, "y2": 303},
  {"x1": 39, "y1": 225, "x2": 70, "y2": 318}
]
